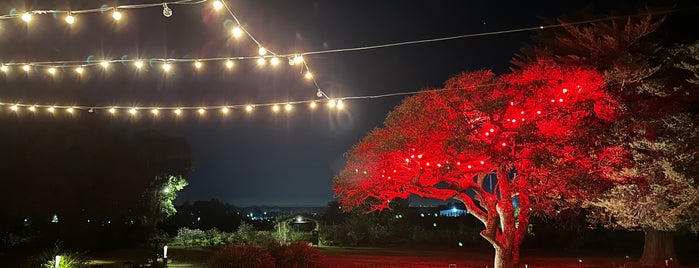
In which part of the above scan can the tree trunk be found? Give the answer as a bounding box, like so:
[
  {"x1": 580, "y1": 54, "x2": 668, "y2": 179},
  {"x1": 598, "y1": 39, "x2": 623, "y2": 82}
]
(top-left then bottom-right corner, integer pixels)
[
  {"x1": 640, "y1": 228, "x2": 677, "y2": 265},
  {"x1": 494, "y1": 246, "x2": 514, "y2": 268}
]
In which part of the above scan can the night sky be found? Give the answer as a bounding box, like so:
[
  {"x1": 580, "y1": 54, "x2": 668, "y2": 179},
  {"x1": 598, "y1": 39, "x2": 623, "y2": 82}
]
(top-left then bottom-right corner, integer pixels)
[{"x1": 0, "y1": 0, "x2": 694, "y2": 207}]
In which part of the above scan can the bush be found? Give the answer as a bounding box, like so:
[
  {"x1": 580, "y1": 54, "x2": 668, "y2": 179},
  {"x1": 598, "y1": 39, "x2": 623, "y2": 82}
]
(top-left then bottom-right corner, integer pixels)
[
  {"x1": 209, "y1": 244, "x2": 274, "y2": 268},
  {"x1": 268, "y1": 241, "x2": 324, "y2": 268},
  {"x1": 24, "y1": 243, "x2": 90, "y2": 268}
]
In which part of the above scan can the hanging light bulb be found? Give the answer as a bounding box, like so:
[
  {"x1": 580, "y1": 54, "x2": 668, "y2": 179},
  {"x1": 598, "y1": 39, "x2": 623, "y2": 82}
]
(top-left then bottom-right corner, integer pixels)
[
  {"x1": 213, "y1": 0, "x2": 223, "y2": 10},
  {"x1": 309, "y1": 101, "x2": 317, "y2": 109},
  {"x1": 258, "y1": 47, "x2": 267, "y2": 56},
  {"x1": 270, "y1": 57, "x2": 280, "y2": 66},
  {"x1": 562, "y1": 88, "x2": 568, "y2": 93},
  {"x1": 134, "y1": 60, "x2": 144, "y2": 69},
  {"x1": 112, "y1": 9, "x2": 122, "y2": 21},
  {"x1": 29, "y1": 106, "x2": 36, "y2": 112},
  {"x1": 231, "y1": 27, "x2": 243, "y2": 38},
  {"x1": 151, "y1": 108, "x2": 159, "y2": 115},
  {"x1": 162, "y1": 3, "x2": 172, "y2": 17},
  {"x1": 101, "y1": 61, "x2": 110, "y2": 68},
  {"x1": 257, "y1": 58, "x2": 266, "y2": 66},
  {"x1": 327, "y1": 99, "x2": 336, "y2": 108},
  {"x1": 272, "y1": 104, "x2": 280, "y2": 112},
  {"x1": 245, "y1": 105, "x2": 253, "y2": 112},
  {"x1": 174, "y1": 108, "x2": 182, "y2": 115},
  {"x1": 162, "y1": 63, "x2": 171, "y2": 72},
  {"x1": 225, "y1": 59, "x2": 234, "y2": 69},
  {"x1": 65, "y1": 13, "x2": 75, "y2": 24},
  {"x1": 293, "y1": 55, "x2": 304, "y2": 64},
  {"x1": 109, "y1": 107, "x2": 116, "y2": 114},
  {"x1": 198, "y1": 108, "x2": 206, "y2": 114},
  {"x1": 21, "y1": 12, "x2": 32, "y2": 22},
  {"x1": 10, "y1": 104, "x2": 18, "y2": 111},
  {"x1": 48, "y1": 67, "x2": 56, "y2": 75},
  {"x1": 75, "y1": 66, "x2": 84, "y2": 74},
  {"x1": 47, "y1": 107, "x2": 55, "y2": 113},
  {"x1": 337, "y1": 99, "x2": 344, "y2": 109},
  {"x1": 304, "y1": 71, "x2": 313, "y2": 79},
  {"x1": 284, "y1": 103, "x2": 292, "y2": 111},
  {"x1": 221, "y1": 107, "x2": 229, "y2": 114},
  {"x1": 194, "y1": 61, "x2": 203, "y2": 69},
  {"x1": 23, "y1": 64, "x2": 30, "y2": 72},
  {"x1": 1, "y1": 65, "x2": 8, "y2": 72},
  {"x1": 66, "y1": 107, "x2": 74, "y2": 114},
  {"x1": 129, "y1": 108, "x2": 137, "y2": 115}
]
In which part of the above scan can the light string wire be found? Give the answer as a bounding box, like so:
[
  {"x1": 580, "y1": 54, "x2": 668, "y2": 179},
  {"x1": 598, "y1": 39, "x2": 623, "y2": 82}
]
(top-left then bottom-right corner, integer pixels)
[{"x1": 0, "y1": 0, "x2": 207, "y2": 19}]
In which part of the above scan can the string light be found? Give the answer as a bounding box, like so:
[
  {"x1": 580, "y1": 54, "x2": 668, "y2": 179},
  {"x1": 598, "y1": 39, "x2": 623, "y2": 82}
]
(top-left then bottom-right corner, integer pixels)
[
  {"x1": 194, "y1": 61, "x2": 202, "y2": 69},
  {"x1": 245, "y1": 105, "x2": 253, "y2": 112},
  {"x1": 48, "y1": 67, "x2": 56, "y2": 75},
  {"x1": 112, "y1": 9, "x2": 122, "y2": 21},
  {"x1": 231, "y1": 27, "x2": 243, "y2": 38},
  {"x1": 257, "y1": 58, "x2": 266, "y2": 66},
  {"x1": 21, "y1": 13, "x2": 31, "y2": 22},
  {"x1": 174, "y1": 108, "x2": 182, "y2": 115},
  {"x1": 129, "y1": 108, "x2": 137, "y2": 115},
  {"x1": 221, "y1": 107, "x2": 229, "y2": 114},
  {"x1": 336, "y1": 99, "x2": 344, "y2": 109},
  {"x1": 66, "y1": 107, "x2": 74, "y2": 113},
  {"x1": 11, "y1": 105, "x2": 18, "y2": 111},
  {"x1": 65, "y1": 13, "x2": 75, "y2": 24},
  {"x1": 213, "y1": 0, "x2": 223, "y2": 10},
  {"x1": 75, "y1": 67, "x2": 84, "y2": 74},
  {"x1": 272, "y1": 104, "x2": 280, "y2": 112},
  {"x1": 198, "y1": 108, "x2": 205, "y2": 114},
  {"x1": 47, "y1": 107, "x2": 55, "y2": 113},
  {"x1": 327, "y1": 99, "x2": 336, "y2": 108},
  {"x1": 293, "y1": 55, "x2": 304, "y2": 64},
  {"x1": 162, "y1": 3, "x2": 173, "y2": 17},
  {"x1": 22, "y1": 65, "x2": 30, "y2": 72},
  {"x1": 109, "y1": 107, "x2": 116, "y2": 114},
  {"x1": 284, "y1": 103, "x2": 292, "y2": 111},
  {"x1": 305, "y1": 71, "x2": 313, "y2": 79},
  {"x1": 162, "y1": 63, "x2": 172, "y2": 72},
  {"x1": 1, "y1": 65, "x2": 8, "y2": 72},
  {"x1": 225, "y1": 60, "x2": 234, "y2": 69},
  {"x1": 151, "y1": 108, "x2": 159, "y2": 115},
  {"x1": 270, "y1": 57, "x2": 280, "y2": 66},
  {"x1": 101, "y1": 61, "x2": 109, "y2": 68},
  {"x1": 134, "y1": 60, "x2": 144, "y2": 69},
  {"x1": 258, "y1": 47, "x2": 267, "y2": 56},
  {"x1": 309, "y1": 101, "x2": 317, "y2": 109},
  {"x1": 29, "y1": 106, "x2": 36, "y2": 112}
]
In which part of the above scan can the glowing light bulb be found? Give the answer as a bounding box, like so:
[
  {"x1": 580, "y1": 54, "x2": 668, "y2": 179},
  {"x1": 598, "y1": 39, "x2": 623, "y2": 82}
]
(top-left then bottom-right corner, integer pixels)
[
  {"x1": 284, "y1": 104, "x2": 292, "y2": 111},
  {"x1": 562, "y1": 88, "x2": 568, "y2": 93},
  {"x1": 29, "y1": 106, "x2": 36, "y2": 112},
  {"x1": 194, "y1": 61, "x2": 202, "y2": 69},
  {"x1": 272, "y1": 104, "x2": 280, "y2": 112},
  {"x1": 65, "y1": 14, "x2": 75, "y2": 24},
  {"x1": 258, "y1": 47, "x2": 267, "y2": 55},
  {"x1": 21, "y1": 13, "x2": 31, "y2": 22},
  {"x1": 536, "y1": 110, "x2": 541, "y2": 114},
  {"x1": 231, "y1": 27, "x2": 242, "y2": 38},
  {"x1": 270, "y1": 57, "x2": 279, "y2": 66},
  {"x1": 10, "y1": 105, "x2": 18, "y2": 111},
  {"x1": 1, "y1": 65, "x2": 8, "y2": 72},
  {"x1": 174, "y1": 108, "x2": 182, "y2": 115},
  {"x1": 304, "y1": 71, "x2": 313, "y2": 79},
  {"x1": 336, "y1": 99, "x2": 344, "y2": 109},
  {"x1": 480, "y1": 161, "x2": 485, "y2": 165},
  {"x1": 467, "y1": 165, "x2": 472, "y2": 169},
  {"x1": 327, "y1": 99, "x2": 336, "y2": 108},
  {"x1": 257, "y1": 58, "x2": 266, "y2": 66},
  {"x1": 489, "y1": 128, "x2": 494, "y2": 132},
  {"x1": 101, "y1": 61, "x2": 109, "y2": 68},
  {"x1": 75, "y1": 67, "x2": 83, "y2": 74},
  {"x1": 129, "y1": 108, "x2": 137, "y2": 115},
  {"x1": 309, "y1": 101, "x2": 317, "y2": 109},
  {"x1": 485, "y1": 132, "x2": 490, "y2": 136},
  {"x1": 245, "y1": 105, "x2": 253, "y2": 112},
  {"x1": 23, "y1": 65, "x2": 30, "y2": 72},
  {"x1": 502, "y1": 142, "x2": 507, "y2": 146},
  {"x1": 558, "y1": 98, "x2": 563, "y2": 102},
  {"x1": 151, "y1": 108, "x2": 159, "y2": 115},
  {"x1": 226, "y1": 60, "x2": 234, "y2": 69},
  {"x1": 112, "y1": 10, "x2": 122, "y2": 21},
  {"x1": 67, "y1": 107, "x2": 74, "y2": 113},
  {"x1": 162, "y1": 63, "x2": 171, "y2": 72},
  {"x1": 198, "y1": 108, "x2": 205, "y2": 114},
  {"x1": 293, "y1": 55, "x2": 304, "y2": 64},
  {"x1": 213, "y1": 0, "x2": 223, "y2": 10},
  {"x1": 48, "y1": 107, "x2": 55, "y2": 113},
  {"x1": 109, "y1": 107, "x2": 116, "y2": 114},
  {"x1": 221, "y1": 107, "x2": 229, "y2": 114},
  {"x1": 48, "y1": 67, "x2": 56, "y2": 75}
]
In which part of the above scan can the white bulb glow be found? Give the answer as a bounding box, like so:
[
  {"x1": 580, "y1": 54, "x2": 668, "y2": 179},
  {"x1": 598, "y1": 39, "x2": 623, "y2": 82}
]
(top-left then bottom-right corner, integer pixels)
[
  {"x1": 112, "y1": 10, "x2": 122, "y2": 21},
  {"x1": 1, "y1": 65, "x2": 8, "y2": 72},
  {"x1": 174, "y1": 109, "x2": 182, "y2": 115},
  {"x1": 213, "y1": 0, "x2": 223, "y2": 10},
  {"x1": 10, "y1": 105, "x2": 18, "y2": 111},
  {"x1": 67, "y1": 107, "x2": 74, "y2": 113},
  {"x1": 75, "y1": 67, "x2": 83, "y2": 74},
  {"x1": 194, "y1": 61, "x2": 202, "y2": 69},
  {"x1": 101, "y1": 61, "x2": 109, "y2": 68},
  {"x1": 198, "y1": 108, "x2": 205, "y2": 114},
  {"x1": 48, "y1": 107, "x2": 55, "y2": 113},
  {"x1": 270, "y1": 57, "x2": 279, "y2": 66},
  {"x1": 162, "y1": 63, "x2": 171, "y2": 72},
  {"x1": 151, "y1": 108, "x2": 159, "y2": 115},
  {"x1": 293, "y1": 55, "x2": 304, "y2": 64},
  {"x1": 134, "y1": 61, "x2": 143, "y2": 69},
  {"x1": 337, "y1": 99, "x2": 344, "y2": 109},
  {"x1": 284, "y1": 104, "x2": 292, "y2": 111},
  {"x1": 226, "y1": 60, "x2": 234, "y2": 69},
  {"x1": 245, "y1": 105, "x2": 253, "y2": 112},
  {"x1": 48, "y1": 67, "x2": 56, "y2": 75},
  {"x1": 272, "y1": 105, "x2": 280, "y2": 112},
  {"x1": 304, "y1": 71, "x2": 313, "y2": 79},
  {"x1": 231, "y1": 27, "x2": 243, "y2": 38},
  {"x1": 29, "y1": 106, "x2": 36, "y2": 112},
  {"x1": 221, "y1": 107, "x2": 229, "y2": 114},
  {"x1": 257, "y1": 58, "x2": 266, "y2": 66},
  {"x1": 109, "y1": 107, "x2": 116, "y2": 114},
  {"x1": 327, "y1": 99, "x2": 336, "y2": 108},
  {"x1": 21, "y1": 13, "x2": 31, "y2": 22},
  {"x1": 309, "y1": 101, "x2": 317, "y2": 109},
  {"x1": 23, "y1": 65, "x2": 30, "y2": 72},
  {"x1": 129, "y1": 108, "x2": 137, "y2": 115},
  {"x1": 258, "y1": 47, "x2": 267, "y2": 56},
  {"x1": 65, "y1": 15, "x2": 75, "y2": 24}
]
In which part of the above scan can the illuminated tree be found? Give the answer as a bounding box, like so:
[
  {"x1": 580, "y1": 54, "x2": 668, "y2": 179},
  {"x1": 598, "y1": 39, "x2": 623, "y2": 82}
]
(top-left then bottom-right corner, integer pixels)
[
  {"x1": 516, "y1": 15, "x2": 699, "y2": 265},
  {"x1": 334, "y1": 63, "x2": 620, "y2": 268}
]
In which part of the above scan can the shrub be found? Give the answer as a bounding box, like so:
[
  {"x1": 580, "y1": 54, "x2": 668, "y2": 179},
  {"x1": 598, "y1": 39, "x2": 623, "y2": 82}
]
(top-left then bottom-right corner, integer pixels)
[
  {"x1": 267, "y1": 241, "x2": 324, "y2": 268},
  {"x1": 209, "y1": 244, "x2": 274, "y2": 268},
  {"x1": 24, "y1": 243, "x2": 90, "y2": 268},
  {"x1": 174, "y1": 227, "x2": 205, "y2": 246}
]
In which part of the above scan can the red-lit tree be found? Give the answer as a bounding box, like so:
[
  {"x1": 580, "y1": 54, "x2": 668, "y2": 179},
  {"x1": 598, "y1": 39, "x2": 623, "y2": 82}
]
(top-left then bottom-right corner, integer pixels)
[{"x1": 334, "y1": 62, "x2": 621, "y2": 268}]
